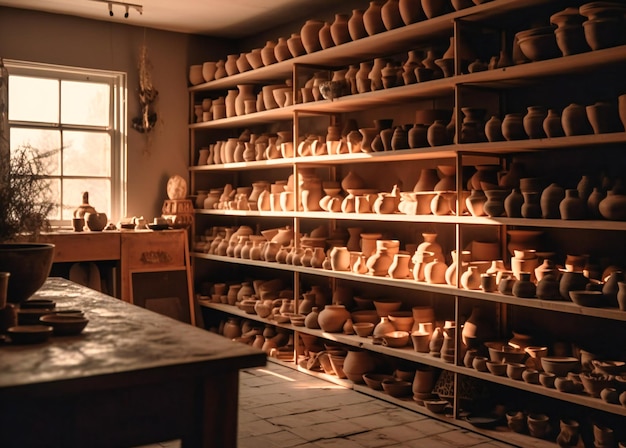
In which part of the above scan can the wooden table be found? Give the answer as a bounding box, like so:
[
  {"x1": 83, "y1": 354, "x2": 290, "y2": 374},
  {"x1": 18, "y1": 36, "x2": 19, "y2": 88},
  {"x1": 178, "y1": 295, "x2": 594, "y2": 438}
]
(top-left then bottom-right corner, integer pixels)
[{"x1": 0, "y1": 278, "x2": 266, "y2": 448}]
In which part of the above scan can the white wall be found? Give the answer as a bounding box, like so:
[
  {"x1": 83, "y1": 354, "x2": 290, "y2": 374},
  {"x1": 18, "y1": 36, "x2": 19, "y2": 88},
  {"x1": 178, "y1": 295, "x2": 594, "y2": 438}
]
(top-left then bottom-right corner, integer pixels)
[{"x1": 0, "y1": 6, "x2": 232, "y2": 222}]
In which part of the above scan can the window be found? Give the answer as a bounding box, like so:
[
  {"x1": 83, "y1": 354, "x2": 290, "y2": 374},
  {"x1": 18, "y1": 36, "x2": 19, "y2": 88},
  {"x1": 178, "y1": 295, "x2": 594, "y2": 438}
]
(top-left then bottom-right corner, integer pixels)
[{"x1": 6, "y1": 60, "x2": 127, "y2": 225}]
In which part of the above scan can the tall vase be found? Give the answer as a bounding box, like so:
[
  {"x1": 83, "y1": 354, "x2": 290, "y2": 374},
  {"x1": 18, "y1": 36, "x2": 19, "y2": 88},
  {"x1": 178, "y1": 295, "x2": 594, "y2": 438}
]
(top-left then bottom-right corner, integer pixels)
[
  {"x1": 399, "y1": 0, "x2": 425, "y2": 25},
  {"x1": 543, "y1": 108, "x2": 565, "y2": 138},
  {"x1": 235, "y1": 85, "x2": 255, "y2": 117},
  {"x1": 330, "y1": 14, "x2": 351, "y2": 46},
  {"x1": 348, "y1": 9, "x2": 368, "y2": 41},
  {"x1": 300, "y1": 20, "x2": 325, "y2": 53},
  {"x1": 381, "y1": 0, "x2": 403, "y2": 30},
  {"x1": 363, "y1": 1, "x2": 385, "y2": 36}
]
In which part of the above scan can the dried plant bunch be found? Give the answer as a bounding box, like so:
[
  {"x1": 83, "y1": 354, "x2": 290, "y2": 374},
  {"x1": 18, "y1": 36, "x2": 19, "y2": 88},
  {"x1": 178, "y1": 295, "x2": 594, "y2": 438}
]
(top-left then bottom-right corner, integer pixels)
[{"x1": 0, "y1": 144, "x2": 56, "y2": 242}]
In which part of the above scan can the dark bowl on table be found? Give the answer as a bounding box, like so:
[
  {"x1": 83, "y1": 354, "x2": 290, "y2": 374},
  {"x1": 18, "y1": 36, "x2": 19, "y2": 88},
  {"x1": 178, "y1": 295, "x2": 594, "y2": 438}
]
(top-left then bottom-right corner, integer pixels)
[{"x1": 0, "y1": 243, "x2": 55, "y2": 303}]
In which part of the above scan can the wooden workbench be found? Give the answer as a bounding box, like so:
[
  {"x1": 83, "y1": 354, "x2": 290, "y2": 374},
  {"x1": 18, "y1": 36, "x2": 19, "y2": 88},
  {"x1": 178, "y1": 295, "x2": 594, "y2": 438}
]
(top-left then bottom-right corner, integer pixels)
[{"x1": 0, "y1": 278, "x2": 266, "y2": 447}]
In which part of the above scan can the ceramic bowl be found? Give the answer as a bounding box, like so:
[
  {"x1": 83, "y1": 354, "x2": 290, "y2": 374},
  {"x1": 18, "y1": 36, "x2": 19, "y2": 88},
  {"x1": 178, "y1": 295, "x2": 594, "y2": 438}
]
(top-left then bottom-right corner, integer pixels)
[
  {"x1": 539, "y1": 371, "x2": 556, "y2": 388},
  {"x1": 485, "y1": 342, "x2": 527, "y2": 364},
  {"x1": 353, "y1": 322, "x2": 375, "y2": 337},
  {"x1": 580, "y1": 372, "x2": 613, "y2": 397},
  {"x1": 387, "y1": 312, "x2": 414, "y2": 332},
  {"x1": 486, "y1": 361, "x2": 507, "y2": 376},
  {"x1": 569, "y1": 290, "x2": 604, "y2": 307},
  {"x1": 541, "y1": 356, "x2": 580, "y2": 377},
  {"x1": 373, "y1": 299, "x2": 402, "y2": 317},
  {"x1": 381, "y1": 379, "x2": 412, "y2": 397},
  {"x1": 362, "y1": 373, "x2": 394, "y2": 390},
  {"x1": 288, "y1": 314, "x2": 306, "y2": 326},
  {"x1": 506, "y1": 362, "x2": 527, "y2": 380},
  {"x1": 592, "y1": 360, "x2": 626, "y2": 376},
  {"x1": 39, "y1": 314, "x2": 89, "y2": 336},
  {"x1": 582, "y1": 17, "x2": 626, "y2": 51},
  {"x1": 7, "y1": 325, "x2": 53, "y2": 344},
  {"x1": 20, "y1": 299, "x2": 56, "y2": 309},
  {"x1": 351, "y1": 310, "x2": 380, "y2": 326},
  {"x1": 382, "y1": 331, "x2": 410, "y2": 348},
  {"x1": 516, "y1": 27, "x2": 561, "y2": 61},
  {"x1": 522, "y1": 369, "x2": 540, "y2": 384},
  {"x1": 318, "y1": 80, "x2": 349, "y2": 100},
  {"x1": 424, "y1": 399, "x2": 449, "y2": 414}
]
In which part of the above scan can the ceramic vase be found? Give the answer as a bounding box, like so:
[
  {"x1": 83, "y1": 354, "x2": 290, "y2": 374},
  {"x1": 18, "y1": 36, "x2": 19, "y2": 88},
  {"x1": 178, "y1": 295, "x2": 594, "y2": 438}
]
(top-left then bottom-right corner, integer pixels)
[
  {"x1": 484, "y1": 116, "x2": 504, "y2": 142},
  {"x1": 300, "y1": 20, "x2": 325, "y2": 53},
  {"x1": 504, "y1": 188, "x2": 523, "y2": 218},
  {"x1": 523, "y1": 106, "x2": 548, "y2": 139},
  {"x1": 348, "y1": 9, "x2": 368, "y2": 41},
  {"x1": 422, "y1": 0, "x2": 452, "y2": 18},
  {"x1": 502, "y1": 113, "x2": 526, "y2": 140},
  {"x1": 330, "y1": 246, "x2": 351, "y2": 271},
  {"x1": 381, "y1": 0, "x2": 403, "y2": 30},
  {"x1": 559, "y1": 270, "x2": 588, "y2": 300},
  {"x1": 521, "y1": 191, "x2": 542, "y2": 218},
  {"x1": 330, "y1": 14, "x2": 351, "y2": 45},
  {"x1": 543, "y1": 108, "x2": 565, "y2": 137},
  {"x1": 318, "y1": 22, "x2": 334, "y2": 50},
  {"x1": 483, "y1": 189, "x2": 508, "y2": 217},
  {"x1": 363, "y1": 1, "x2": 385, "y2": 36},
  {"x1": 562, "y1": 103, "x2": 593, "y2": 136},
  {"x1": 599, "y1": 188, "x2": 626, "y2": 221},
  {"x1": 399, "y1": 0, "x2": 425, "y2": 25},
  {"x1": 512, "y1": 272, "x2": 536, "y2": 298},
  {"x1": 540, "y1": 183, "x2": 565, "y2": 219},
  {"x1": 559, "y1": 189, "x2": 586, "y2": 220},
  {"x1": 317, "y1": 304, "x2": 350, "y2": 332},
  {"x1": 388, "y1": 253, "x2": 412, "y2": 279}
]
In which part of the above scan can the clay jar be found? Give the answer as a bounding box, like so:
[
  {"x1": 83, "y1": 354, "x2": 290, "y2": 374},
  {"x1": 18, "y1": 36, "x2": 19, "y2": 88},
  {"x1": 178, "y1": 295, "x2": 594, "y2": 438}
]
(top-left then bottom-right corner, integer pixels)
[
  {"x1": 317, "y1": 304, "x2": 350, "y2": 332},
  {"x1": 399, "y1": 0, "x2": 425, "y2": 25},
  {"x1": 559, "y1": 189, "x2": 586, "y2": 220},
  {"x1": 483, "y1": 190, "x2": 508, "y2": 217},
  {"x1": 343, "y1": 349, "x2": 376, "y2": 383},
  {"x1": 381, "y1": 0, "x2": 403, "y2": 31},
  {"x1": 599, "y1": 188, "x2": 626, "y2": 221},
  {"x1": 543, "y1": 109, "x2": 565, "y2": 137},
  {"x1": 300, "y1": 20, "x2": 325, "y2": 53},
  {"x1": 540, "y1": 183, "x2": 565, "y2": 219},
  {"x1": 512, "y1": 272, "x2": 536, "y2": 298},
  {"x1": 422, "y1": 0, "x2": 452, "y2": 18},
  {"x1": 330, "y1": 246, "x2": 351, "y2": 271},
  {"x1": 502, "y1": 113, "x2": 527, "y2": 141},
  {"x1": 523, "y1": 106, "x2": 547, "y2": 139},
  {"x1": 330, "y1": 14, "x2": 351, "y2": 46},
  {"x1": 562, "y1": 103, "x2": 593, "y2": 136},
  {"x1": 559, "y1": 270, "x2": 588, "y2": 300},
  {"x1": 363, "y1": 1, "x2": 385, "y2": 36},
  {"x1": 348, "y1": 9, "x2": 368, "y2": 41}
]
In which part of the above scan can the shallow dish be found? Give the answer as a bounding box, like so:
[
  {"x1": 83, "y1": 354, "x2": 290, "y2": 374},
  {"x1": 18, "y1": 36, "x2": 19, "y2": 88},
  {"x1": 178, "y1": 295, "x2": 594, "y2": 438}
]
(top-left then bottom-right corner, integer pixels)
[
  {"x1": 464, "y1": 414, "x2": 500, "y2": 429},
  {"x1": 17, "y1": 308, "x2": 55, "y2": 325},
  {"x1": 362, "y1": 373, "x2": 394, "y2": 390},
  {"x1": 7, "y1": 325, "x2": 53, "y2": 344},
  {"x1": 569, "y1": 290, "x2": 604, "y2": 307},
  {"x1": 353, "y1": 322, "x2": 375, "y2": 337},
  {"x1": 381, "y1": 379, "x2": 412, "y2": 397},
  {"x1": 486, "y1": 361, "x2": 507, "y2": 376},
  {"x1": 20, "y1": 299, "x2": 56, "y2": 309},
  {"x1": 382, "y1": 330, "x2": 410, "y2": 348},
  {"x1": 147, "y1": 223, "x2": 170, "y2": 231},
  {"x1": 39, "y1": 314, "x2": 89, "y2": 336},
  {"x1": 485, "y1": 342, "x2": 526, "y2": 364}
]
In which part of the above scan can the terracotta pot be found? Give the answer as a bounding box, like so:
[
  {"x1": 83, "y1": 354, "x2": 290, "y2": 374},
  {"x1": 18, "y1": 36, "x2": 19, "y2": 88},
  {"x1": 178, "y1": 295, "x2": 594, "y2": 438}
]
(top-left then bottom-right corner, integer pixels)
[
  {"x1": 512, "y1": 272, "x2": 536, "y2": 298},
  {"x1": 483, "y1": 190, "x2": 508, "y2": 217},
  {"x1": 330, "y1": 14, "x2": 351, "y2": 45},
  {"x1": 348, "y1": 9, "x2": 368, "y2": 41},
  {"x1": 523, "y1": 106, "x2": 547, "y2": 139},
  {"x1": 388, "y1": 253, "x2": 412, "y2": 279},
  {"x1": 559, "y1": 189, "x2": 586, "y2": 220},
  {"x1": 235, "y1": 84, "x2": 255, "y2": 117},
  {"x1": 599, "y1": 189, "x2": 626, "y2": 220},
  {"x1": 300, "y1": 20, "x2": 325, "y2": 53},
  {"x1": 363, "y1": 1, "x2": 385, "y2": 36},
  {"x1": 318, "y1": 305, "x2": 350, "y2": 332},
  {"x1": 343, "y1": 349, "x2": 376, "y2": 383},
  {"x1": 421, "y1": 0, "x2": 453, "y2": 19},
  {"x1": 427, "y1": 120, "x2": 447, "y2": 146},
  {"x1": 504, "y1": 188, "x2": 523, "y2": 218},
  {"x1": 485, "y1": 116, "x2": 504, "y2": 142},
  {"x1": 465, "y1": 189, "x2": 487, "y2": 217},
  {"x1": 559, "y1": 270, "x2": 588, "y2": 300},
  {"x1": 329, "y1": 246, "x2": 351, "y2": 271},
  {"x1": 502, "y1": 113, "x2": 527, "y2": 141},
  {"x1": 540, "y1": 183, "x2": 565, "y2": 219},
  {"x1": 460, "y1": 265, "x2": 481, "y2": 290},
  {"x1": 521, "y1": 191, "x2": 542, "y2": 218},
  {"x1": 399, "y1": 0, "x2": 425, "y2": 25},
  {"x1": 381, "y1": 0, "x2": 403, "y2": 30},
  {"x1": 408, "y1": 124, "x2": 429, "y2": 148},
  {"x1": 587, "y1": 101, "x2": 621, "y2": 134},
  {"x1": 562, "y1": 103, "x2": 593, "y2": 136}
]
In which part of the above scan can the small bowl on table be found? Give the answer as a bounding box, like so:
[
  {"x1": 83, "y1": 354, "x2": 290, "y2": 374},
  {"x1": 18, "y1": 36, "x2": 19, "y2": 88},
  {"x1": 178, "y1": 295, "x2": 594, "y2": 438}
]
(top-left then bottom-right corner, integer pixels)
[
  {"x1": 40, "y1": 314, "x2": 89, "y2": 336},
  {"x1": 7, "y1": 325, "x2": 53, "y2": 344}
]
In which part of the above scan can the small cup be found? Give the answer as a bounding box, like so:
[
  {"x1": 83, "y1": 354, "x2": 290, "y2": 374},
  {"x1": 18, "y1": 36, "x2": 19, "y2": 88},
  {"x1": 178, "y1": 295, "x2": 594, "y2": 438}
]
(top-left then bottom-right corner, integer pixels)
[
  {"x1": 481, "y1": 273, "x2": 496, "y2": 292},
  {"x1": 472, "y1": 355, "x2": 488, "y2": 372},
  {"x1": 72, "y1": 217, "x2": 84, "y2": 232},
  {"x1": 539, "y1": 371, "x2": 556, "y2": 388}
]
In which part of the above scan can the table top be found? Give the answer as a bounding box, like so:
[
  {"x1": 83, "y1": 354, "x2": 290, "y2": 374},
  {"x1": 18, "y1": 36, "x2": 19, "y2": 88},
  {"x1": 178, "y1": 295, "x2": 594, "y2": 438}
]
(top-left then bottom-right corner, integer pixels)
[{"x1": 0, "y1": 278, "x2": 265, "y2": 394}]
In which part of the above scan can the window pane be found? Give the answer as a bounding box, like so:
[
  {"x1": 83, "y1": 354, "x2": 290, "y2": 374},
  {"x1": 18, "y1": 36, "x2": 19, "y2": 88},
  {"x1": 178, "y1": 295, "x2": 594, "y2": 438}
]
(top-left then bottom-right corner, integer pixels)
[
  {"x1": 63, "y1": 131, "x2": 111, "y2": 177},
  {"x1": 63, "y1": 178, "x2": 111, "y2": 220},
  {"x1": 61, "y1": 80, "x2": 110, "y2": 127},
  {"x1": 8, "y1": 76, "x2": 59, "y2": 123},
  {"x1": 46, "y1": 179, "x2": 61, "y2": 221},
  {"x1": 10, "y1": 128, "x2": 61, "y2": 176}
]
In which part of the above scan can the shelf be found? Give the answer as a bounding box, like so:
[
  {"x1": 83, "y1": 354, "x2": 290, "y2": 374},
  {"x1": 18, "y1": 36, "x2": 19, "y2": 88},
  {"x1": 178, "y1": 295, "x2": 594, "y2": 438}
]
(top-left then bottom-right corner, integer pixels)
[
  {"x1": 204, "y1": 300, "x2": 626, "y2": 418},
  {"x1": 192, "y1": 207, "x2": 626, "y2": 231},
  {"x1": 195, "y1": 261, "x2": 626, "y2": 322},
  {"x1": 457, "y1": 366, "x2": 626, "y2": 417},
  {"x1": 188, "y1": 0, "x2": 557, "y2": 92}
]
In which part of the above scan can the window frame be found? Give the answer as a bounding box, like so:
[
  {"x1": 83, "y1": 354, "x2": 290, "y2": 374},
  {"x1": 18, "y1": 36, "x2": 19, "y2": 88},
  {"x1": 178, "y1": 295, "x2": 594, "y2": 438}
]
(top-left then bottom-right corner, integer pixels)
[{"x1": 5, "y1": 59, "x2": 127, "y2": 226}]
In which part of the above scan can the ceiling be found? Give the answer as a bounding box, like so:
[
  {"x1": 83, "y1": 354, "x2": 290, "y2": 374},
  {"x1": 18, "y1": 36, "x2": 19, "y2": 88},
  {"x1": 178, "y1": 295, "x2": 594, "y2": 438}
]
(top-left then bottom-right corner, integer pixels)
[{"x1": 0, "y1": 0, "x2": 338, "y2": 39}]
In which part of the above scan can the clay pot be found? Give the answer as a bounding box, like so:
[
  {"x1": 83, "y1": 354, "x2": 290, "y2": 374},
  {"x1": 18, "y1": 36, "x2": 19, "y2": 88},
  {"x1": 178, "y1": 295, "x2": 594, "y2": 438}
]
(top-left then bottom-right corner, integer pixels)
[
  {"x1": 541, "y1": 108, "x2": 564, "y2": 138},
  {"x1": 300, "y1": 20, "x2": 325, "y2": 53},
  {"x1": 587, "y1": 101, "x2": 621, "y2": 134},
  {"x1": 427, "y1": 120, "x2": 448, "y2": 146},
  {"x1": 483, "y1": 190, "x2": 508, "y2": 217},
  {"x1": 399, "y1": 0, "x2": 425, "y2": 25},
  {"x1": 523, "y1": 106, "x2": 547, "y2": 139},
  {"x1": 617, "y1": 281, "x2": 626, "y2": 311},
  {"x1": 599, "y1": 189, "x2": 626, "y2": 221},
  {"x1": 484, "y1": 116, "x2": 504, "y2": 142},
  {"x1": 560, "y1": 270, "x2": 588, "y2": 301},
  {"x1": 512, "y1": 272, "x2": 536, "y2": 298},
  {"x1": 381, "y1": 0, "x2": 403, "y2": 30},
  {"x1": 330, "y1": 246, "x2": 351, "y2": 271},
  {"x1": 562, "y1": 103, "x2": 592, "y2": 136},
  {"x1": 540, "y1": 183, "x2": 565, "y2": 219},
  {"x1": 461, "y1": 265, "x2": 481, "y2": 290},
  {"x1": 188, "y1": 64, "x2": 204, "y2": 85},
  {"x1": 330, "y1": 14, "x2": 351, "y2": 46},
  {"x1": 421, "y1": 0, "x2": 453, "y2": 19},
  {"x1": 559, "y1": 189, "x2": 586, "y2": 220},
  {"x1": 502, "y1": 113, "x2": 527, "y2": 141},
  {"x1": 504, "y1": 188, "x2": 523, "y2": 218},
  {"x1": 317, "y1": 304, "x2": 350, "y2": 332},
  {"x1": 465, "y1": 189, "x2": 487, "y2": 217},
  {"x1": 343, "y1": 349, "x2": 376, "y2": 383},
  {"x1": 408, "y1": 124, "x2": 429, "y2": 148},
  {"x1": 363, "y1": 1, "x2": 385, "y2": 36},
  {"x1": 388, "y1": 253, "x2": 412, "y2": 279},
  {"x1": 348, "y1": 9, "x2": 368, "y2": 41},
  {"x1": 521, "y1": 191, "x2": 542, "y2": 218}
]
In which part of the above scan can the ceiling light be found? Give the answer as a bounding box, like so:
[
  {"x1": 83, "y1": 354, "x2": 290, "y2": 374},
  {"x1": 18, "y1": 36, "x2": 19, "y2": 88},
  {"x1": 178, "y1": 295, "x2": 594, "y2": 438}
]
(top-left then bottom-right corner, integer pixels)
[{"x1": 91, "y1": 0, "x2": 143, "y2": 19}]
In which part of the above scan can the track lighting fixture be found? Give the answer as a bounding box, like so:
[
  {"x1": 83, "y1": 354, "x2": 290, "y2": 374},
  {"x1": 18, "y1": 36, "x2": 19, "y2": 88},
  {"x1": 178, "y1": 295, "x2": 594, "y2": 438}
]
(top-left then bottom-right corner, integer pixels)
[{"x1": 91, "y1": 0, "x2": 143, "y2": 19}]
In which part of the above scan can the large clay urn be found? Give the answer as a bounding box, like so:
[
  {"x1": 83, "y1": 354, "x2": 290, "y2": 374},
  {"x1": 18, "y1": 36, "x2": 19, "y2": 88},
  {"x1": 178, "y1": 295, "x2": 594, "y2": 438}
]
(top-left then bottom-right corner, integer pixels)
[
  {"x1": 317, "y1": 304, "x2": 350, "y2": 332},
  {"x1": 343, "y1": 349, "x2": 376, "y2": 383}
]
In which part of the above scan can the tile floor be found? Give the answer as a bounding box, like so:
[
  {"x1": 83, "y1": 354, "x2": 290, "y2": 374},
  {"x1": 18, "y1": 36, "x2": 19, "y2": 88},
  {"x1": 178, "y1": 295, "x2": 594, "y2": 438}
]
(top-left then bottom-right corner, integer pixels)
[{"x1": 139, "y1": 362, "x2": 518, "y2": 448}]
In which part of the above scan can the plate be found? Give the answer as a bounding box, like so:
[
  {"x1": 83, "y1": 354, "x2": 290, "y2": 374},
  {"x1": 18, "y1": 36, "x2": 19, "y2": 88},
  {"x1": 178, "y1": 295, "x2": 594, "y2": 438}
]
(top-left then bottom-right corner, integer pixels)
[
  {"x1": 148, "y1": 224, "x2": 170, "y2": 231},
  {"x1": 39, "y1": 314, "x2": 89, "y2": 336},
  {"x1": 7, "y1": 325, "x2": 53, "y2": 344},
  {"x1": 464, "y1": 414, "x2": 501, "y2": 429}
]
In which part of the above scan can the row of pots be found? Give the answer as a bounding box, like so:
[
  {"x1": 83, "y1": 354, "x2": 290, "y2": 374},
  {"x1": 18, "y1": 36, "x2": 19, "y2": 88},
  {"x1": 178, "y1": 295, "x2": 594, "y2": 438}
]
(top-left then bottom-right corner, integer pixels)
[{"x1": 188, "y1": 0, "x2": 493, "y2": 86}]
